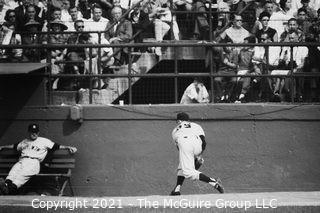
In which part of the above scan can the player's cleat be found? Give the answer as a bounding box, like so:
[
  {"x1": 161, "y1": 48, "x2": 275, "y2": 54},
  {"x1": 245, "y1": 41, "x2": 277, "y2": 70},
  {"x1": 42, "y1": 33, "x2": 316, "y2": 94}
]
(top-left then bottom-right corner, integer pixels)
[
  {"x1": 214, "y1": 179, "x2": 224, "y2": 193},
  {"x1": 170, "y1": 190, "x2": 181, "y2": 196},
  {"x1": 215, "y1": 182, "x2": 224, "y2": 193},
  {"x1": 0, "y1": 178, "x2": 9, "y2": 195}
]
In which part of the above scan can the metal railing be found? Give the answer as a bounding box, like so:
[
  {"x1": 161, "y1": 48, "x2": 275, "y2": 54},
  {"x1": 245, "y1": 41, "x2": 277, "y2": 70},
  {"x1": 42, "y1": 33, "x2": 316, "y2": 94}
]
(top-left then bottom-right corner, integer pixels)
[{"x1": 1, "y1": 41, "x2": 319, "y2": 105}]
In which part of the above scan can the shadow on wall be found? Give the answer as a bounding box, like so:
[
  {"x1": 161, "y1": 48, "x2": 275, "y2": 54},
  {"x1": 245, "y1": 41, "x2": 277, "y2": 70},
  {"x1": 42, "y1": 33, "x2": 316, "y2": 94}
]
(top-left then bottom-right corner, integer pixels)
[{"x1": 62, "y1": 120, "x2": 82, "y2": 136}]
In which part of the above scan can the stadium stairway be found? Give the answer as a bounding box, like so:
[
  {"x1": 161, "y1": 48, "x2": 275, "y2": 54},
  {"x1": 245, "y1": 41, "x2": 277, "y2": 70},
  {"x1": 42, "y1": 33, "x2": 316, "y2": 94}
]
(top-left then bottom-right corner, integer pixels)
[{"x1": 0, "y1": 191, "x2": 319, "y2": 213}]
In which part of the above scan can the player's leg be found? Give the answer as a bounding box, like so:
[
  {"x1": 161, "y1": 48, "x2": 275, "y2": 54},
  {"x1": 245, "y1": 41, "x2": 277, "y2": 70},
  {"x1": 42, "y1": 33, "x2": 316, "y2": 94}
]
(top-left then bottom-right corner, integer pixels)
[
  {"x1": 170, "y1": 137, "x2": 200, "y2": 195},
  {"x1": 199, "y1": 173, "x2": 224, "y2": 193},
  {"x1": 1, "y1": 159, "x2": 40, "y2": 195},
  {"x1": 193, "y1": 137, "x2": 224, "y2": 193},
  {"x1": 170, "y1": 174, "x2": 185, "y2": 196}
]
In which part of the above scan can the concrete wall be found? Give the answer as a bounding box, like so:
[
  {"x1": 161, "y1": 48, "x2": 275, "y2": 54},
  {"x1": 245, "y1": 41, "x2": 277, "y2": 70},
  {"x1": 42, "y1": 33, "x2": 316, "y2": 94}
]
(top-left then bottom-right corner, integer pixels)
[{"x1": 1, "y1": 104, "x2": 320, "y2": 196}]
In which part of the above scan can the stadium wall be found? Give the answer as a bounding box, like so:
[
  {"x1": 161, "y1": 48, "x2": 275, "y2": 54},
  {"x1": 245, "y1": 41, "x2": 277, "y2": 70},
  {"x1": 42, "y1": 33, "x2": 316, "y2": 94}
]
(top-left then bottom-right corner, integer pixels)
[{"x1": 0, "y1": 104, "x2": 320, "y2": 196}]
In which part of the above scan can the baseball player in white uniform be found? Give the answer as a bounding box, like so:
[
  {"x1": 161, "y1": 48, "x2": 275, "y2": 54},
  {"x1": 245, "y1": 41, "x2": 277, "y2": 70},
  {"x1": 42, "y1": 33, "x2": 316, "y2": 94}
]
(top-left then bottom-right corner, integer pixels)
[
  {"x1": 170, "y1": 112, "x2": 224, "y2": 195},
  {"x1": 0, "y1": 124, "x2": 77, "y2": 195}
]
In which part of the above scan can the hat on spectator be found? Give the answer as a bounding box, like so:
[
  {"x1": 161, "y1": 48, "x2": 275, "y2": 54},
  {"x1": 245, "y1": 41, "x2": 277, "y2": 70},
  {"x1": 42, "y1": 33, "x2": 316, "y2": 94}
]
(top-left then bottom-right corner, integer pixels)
[
  {"x1": 24, "y1": 20, "x2": 41, "y2": 28},
  {"x1": 28, "y1": 123, "x2": 40, "y2": 133},
  {"x1": 49, "y1": 19, "x2": 68, "y2": 31}
]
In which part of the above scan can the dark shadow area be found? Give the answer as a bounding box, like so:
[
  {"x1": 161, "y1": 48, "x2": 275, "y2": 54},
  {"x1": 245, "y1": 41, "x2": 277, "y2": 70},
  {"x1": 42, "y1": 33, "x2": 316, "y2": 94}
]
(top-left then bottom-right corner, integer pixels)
[
  {"x1": 113, "y1": 60, "x2": 206, "y2": 104},
  {"x1": 0, "y1": 68, "x2": 46, "y2": 139},
  {"x1": 62, "y1": 119, "x2": 82, "y2": 136}
]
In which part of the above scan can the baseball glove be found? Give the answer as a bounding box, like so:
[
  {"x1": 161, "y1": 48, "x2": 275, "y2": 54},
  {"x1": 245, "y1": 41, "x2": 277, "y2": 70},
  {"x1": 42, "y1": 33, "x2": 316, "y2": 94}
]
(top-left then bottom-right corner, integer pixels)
[{"x1": 195, "y1": 155, "x2": 204, "y2": 170}]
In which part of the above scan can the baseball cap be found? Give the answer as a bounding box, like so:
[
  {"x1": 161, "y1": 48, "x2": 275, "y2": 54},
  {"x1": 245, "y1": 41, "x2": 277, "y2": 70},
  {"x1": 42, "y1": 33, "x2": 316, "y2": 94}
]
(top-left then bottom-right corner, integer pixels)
[
  {"x1": 177, "y1": 112, "x2": 189, "y2": 121},
  {"x1": 28, "y1": 123, "x2": 39, "y2": 133}
]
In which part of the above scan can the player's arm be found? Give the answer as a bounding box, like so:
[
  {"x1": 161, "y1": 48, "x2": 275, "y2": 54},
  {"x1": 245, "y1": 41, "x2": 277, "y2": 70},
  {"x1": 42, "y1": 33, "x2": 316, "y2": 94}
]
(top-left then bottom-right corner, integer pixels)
[
  {"x1": 0, "y1": 144, "x2": 14, "y2": 150},
  {"x1": 59, "y1": 145, "x2": 77, "y2": 154},
  {"x1": 199, "y1": 135, "x2": 206, "y2": 153}
]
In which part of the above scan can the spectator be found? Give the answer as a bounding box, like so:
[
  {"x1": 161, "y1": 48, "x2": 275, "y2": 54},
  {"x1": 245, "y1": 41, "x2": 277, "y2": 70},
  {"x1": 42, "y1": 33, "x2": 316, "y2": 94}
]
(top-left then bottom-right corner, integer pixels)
[
  {"x1": 105, "y1": 6, "x2": 132, "y2": 65},
  {"x1": 128, "y1": 2, "x2": 153, "y2": 52},
  {"x1": 230, "y1": 0, "x2": 257, "y2": 32},
  {"x1": 21, "y1": 20, "x2": 42, "y2": 62},
  {"x1": 65, "y1": 20, "x2": 92, "y2": 87},
  {"x1": 61, "y1": 0, "x2": 72, "y2": 22},
  {"x1": 297, "y1": 7, "x2": 312, "y2": 36},
  {"x1": 89, "y1": 0, "x2": 113, "y2": 20},
  {"x1": 192, "y1": 0, "x2": 212, "y2": 40},
  {"x1": 216, "y1": 13, "x2": 250, "y2": 44},
  {"x1": 256, "y1": 11, "x2": 278, "y2": 42},
  {"x1": 0, "y1": 0, "x2": 8, "y2": 23},
  {"x1": 51, "y1": 6, "x2": 62, "y2": 21},
  {"x1": 297, "y1": 0, "x2": 317, "y2": 20},
  {"x1": 252, "y1": 32, "x2": 281, "y2": 101},
  {"x1": 3, "y1": 9, "x2": 16, "y2": 30},
  {"x1": 47, "y1": 19, "x2": 69, "y2": 75},
  {"x1": 260, "y1": 0, "x2": 292, "y2": 41},
  {"x1": 235, "y1": 36, "x2": 261, "y2": 103},
  {"x1": 64, "y1": 19, "x2": 100, "y2": 89},
  {"x1": 280, "y1": 18, "x2": 305, "y2": 42},
  {"x1": 290, "y1": 0, "x2": 320, "y2": 13},
  {"x1": 85, "y1": 3, "x2": 109, "y2": 43},
  {"x1": 279, "y1": 0, "x2": 295, "y2": 17},
  {"x1": 180, "y1": 77, "x2": 209, "y2": 104},
  {"x1": 213, "y1": 41, "x2": 238, "y2": 102},
  {"x1": 0, "y1": 9, "x2": 22, "y2": 62},
  {"x1": 78, "y1": 0, "x2": 92, "y2": 19},
  {"x1": 308, "y1": 17, "x2": 320, "y2": 41},
  {"x1": 278, "y1": 30, "x2": 308, "y2": 101},
  {"x1": 65, "y1": 5, "x2": 84, "y2": 31},
  {"x1": 14, "y1": 0, "x2": 44, "y2": 31},
  {"x1": 0, "y1": 123, "x2": 77, "y2": 195},
  {"x1": 149, "y1": 0, "x2": 179, "y2": 55},
  {"x1": 213, "y1": 3, "x2": 230, "y2": 40}
]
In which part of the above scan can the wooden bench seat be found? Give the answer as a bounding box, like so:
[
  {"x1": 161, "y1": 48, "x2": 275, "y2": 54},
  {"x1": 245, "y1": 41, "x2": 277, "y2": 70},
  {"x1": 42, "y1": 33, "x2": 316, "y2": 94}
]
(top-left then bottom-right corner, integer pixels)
[{"x1": 0, "y1": 149, "x2": 75, "y2": 196}]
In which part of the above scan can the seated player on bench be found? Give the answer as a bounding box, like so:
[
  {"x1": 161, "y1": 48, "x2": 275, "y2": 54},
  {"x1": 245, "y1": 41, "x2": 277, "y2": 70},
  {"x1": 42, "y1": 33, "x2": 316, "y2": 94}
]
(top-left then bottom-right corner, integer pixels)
[{"x1": 0, "y1": 123, "x2": 77, "y2": 195}]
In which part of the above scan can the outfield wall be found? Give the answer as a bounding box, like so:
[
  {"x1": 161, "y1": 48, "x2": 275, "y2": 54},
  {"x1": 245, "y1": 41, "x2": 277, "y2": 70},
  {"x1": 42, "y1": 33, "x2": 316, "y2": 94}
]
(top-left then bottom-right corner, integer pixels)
[{"x1": 0, "y1": 104, "x2": 320, "y2": 196}]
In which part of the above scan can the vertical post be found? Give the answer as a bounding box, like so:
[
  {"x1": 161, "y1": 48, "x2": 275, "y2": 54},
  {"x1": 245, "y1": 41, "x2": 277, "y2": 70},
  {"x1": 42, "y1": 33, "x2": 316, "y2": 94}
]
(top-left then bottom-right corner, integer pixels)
[
  {"x1": 89, "y1": 47, "x2": 93, "y2": 104},
  {"x1": 290, "y1": 45, "x2": 294, "y2": 103},
  {"x1": 97, "y1": 32, "x2": 102, "y2": 89},
  {"x1": 46, "y1": 31, "x2": 52, "y2": 105},
  {"x1": 209, "y1": 43, "x2": 214, "y2": 103},
  {"x1": 174, "y1": 45, "x2": 178, "y2": 103},
  {"x1": 128, "y1": 47, "x2": 132, "y2": 105},
  {"x1": 208, "y1": 0, "x2": 212, "y2": 41},
  {"x1": 265, "y1": 44, "x2": 270, "y2": 99}
]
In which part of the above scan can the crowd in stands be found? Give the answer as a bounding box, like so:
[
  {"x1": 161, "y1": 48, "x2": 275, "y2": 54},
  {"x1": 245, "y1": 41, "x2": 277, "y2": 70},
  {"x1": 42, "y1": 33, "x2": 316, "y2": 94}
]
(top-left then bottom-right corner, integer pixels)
[{"x1": 0, "y1": 0, "x2": 319, "y2": 102}]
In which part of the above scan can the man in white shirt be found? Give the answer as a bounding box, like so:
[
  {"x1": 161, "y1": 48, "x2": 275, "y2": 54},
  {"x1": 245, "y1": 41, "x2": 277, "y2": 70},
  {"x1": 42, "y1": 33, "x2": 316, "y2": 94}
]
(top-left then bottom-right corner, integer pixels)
[
  {"x1": 217, "y1": 14, "x2": 250, "y2": 44},
  {"x1": 278, "y1": 30, "x2": 308, "y2": 100},
  {"x1": 85, "y1": 4, "x2": 109, "y2": 43},
  {"x1": 180, "y1": 77, "x2": 209, "y2": 104},
  {"x1": 264, "y1": 1, "x2": 293, "y2": 41}
]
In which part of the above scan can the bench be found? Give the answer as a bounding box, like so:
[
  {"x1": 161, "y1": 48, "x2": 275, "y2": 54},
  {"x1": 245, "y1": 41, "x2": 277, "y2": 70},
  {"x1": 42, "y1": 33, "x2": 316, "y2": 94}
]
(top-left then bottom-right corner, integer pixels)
[{"x1": 0, "y1": 148, "x2": 75, "y2": 196}]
